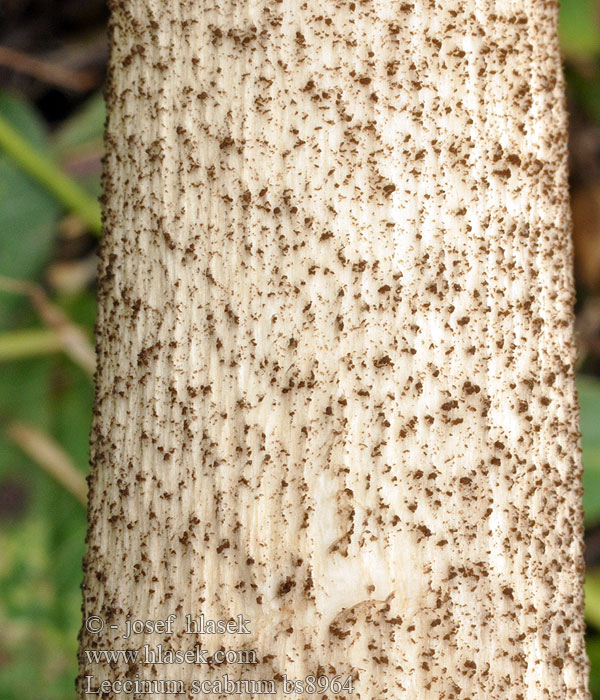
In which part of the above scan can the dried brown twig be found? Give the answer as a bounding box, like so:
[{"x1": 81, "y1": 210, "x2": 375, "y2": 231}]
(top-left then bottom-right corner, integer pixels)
[{"x1": 0, "y1": 45, "x2": 98, "y2": 92}]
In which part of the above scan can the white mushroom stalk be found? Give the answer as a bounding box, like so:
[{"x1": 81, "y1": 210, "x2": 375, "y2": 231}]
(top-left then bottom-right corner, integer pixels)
[{"x1": 79, "y1": 1, "x2": 589, "y2": 698}]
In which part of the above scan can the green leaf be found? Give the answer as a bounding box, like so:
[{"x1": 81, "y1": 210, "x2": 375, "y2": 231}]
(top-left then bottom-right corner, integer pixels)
[
  {"x1": 588, "y1": 636, "x2": 600, "y2": 699},
  {"x1": 577, "y1": 376, "x2": 600, "y2": 526},
  {"x1": 51, "y1": 92, "x2": 105, "y2": 200},
  {"x1": 51, "y1": 357, "x2": 93, "y2": 472},
  {"x1": 0, "y1": 328, "x2": 63, "y2": 363},
  {"x1": 0, "y1": 358, "x2": 53, "y2": 481},
  {"x1": 583, "y1": 448, "x2": 600, "y2": 527},
  {"x1": 0, "y1": 98, "x2": 101, "y2": 238},
  {"x1": 0, "y1": 93, "x2": 60, "y2": 330},
  {"x1": 0, "y1": 356, "x2": 86, "y2": 700},
  {"x1": 565, "y1": 65, "x2": 600, "y2": 123},
  {"x1": 52, "y1": 92, "x2": 105, "y2": 158},
  {"x1": 559, "y1": 0, "x2": 600, "y2": 60},
  {"x1": 56, "y1": 288, "x2": 97, "y2": 331},
  {"x1": 579, "y1": 376, "x2": 600, "y2": 444},
  {"x1": 588, "y1": 572, "x2": 600, "y2": 630}
]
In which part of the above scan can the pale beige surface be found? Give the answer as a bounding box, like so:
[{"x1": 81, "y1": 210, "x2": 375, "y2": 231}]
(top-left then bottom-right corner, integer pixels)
[{"x1": 79, "y1": 1, "x2": 589, "y2": 697}]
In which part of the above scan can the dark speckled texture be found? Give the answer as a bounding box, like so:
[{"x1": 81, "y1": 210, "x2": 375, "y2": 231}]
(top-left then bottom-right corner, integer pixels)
[{"x1": 79, "y1": 1, "x2": 589, "y2": 697}]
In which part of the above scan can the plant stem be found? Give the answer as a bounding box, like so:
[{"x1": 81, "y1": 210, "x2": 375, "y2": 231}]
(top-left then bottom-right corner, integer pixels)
[
  {"x1": 0, "y1": 111, "x2": 102, "y2": 235},
  {"x1": 5, "y1": 421, "x2": 87, "y2": 506},
  {"x1": 0, "y1": 328, "x2": 62, "y2": 362}
]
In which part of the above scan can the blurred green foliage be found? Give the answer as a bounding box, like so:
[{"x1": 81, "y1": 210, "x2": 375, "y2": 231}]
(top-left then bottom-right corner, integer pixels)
[
  {"x1": 561, "y1": 0, "x2": 600, "y2": 124},
  {"x1": 580, "y1": 377, "x2": 600, "y2": 526},
  {"x1": 0, "y1": 89, "x2": 101, "y2": 700},
  {"x1": 0, "y1": 2, "x2": 600, "y2": 698},
  {"x1": 562, "y1": 0, "x2": 600, "y2": 691},
  {"x1": 0, "y1": 94, "x2": 61, "y2": 329},
  {"x1": 560, "y1": 0, "x2": 600, "y2": 59}
]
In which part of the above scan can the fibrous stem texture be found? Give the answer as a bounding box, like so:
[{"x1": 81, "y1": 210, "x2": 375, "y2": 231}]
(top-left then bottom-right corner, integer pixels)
[{"x1": 79, "y1": 1, "x2": 588, "y2": 698}]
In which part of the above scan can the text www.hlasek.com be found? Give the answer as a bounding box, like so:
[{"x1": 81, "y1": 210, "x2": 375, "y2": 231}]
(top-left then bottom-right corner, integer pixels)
[{"x1": 84, "y1": 645, "x2": 256, "y2": 665}]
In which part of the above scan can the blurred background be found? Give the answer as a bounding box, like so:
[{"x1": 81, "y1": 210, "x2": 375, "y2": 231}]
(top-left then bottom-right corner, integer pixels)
[{"x1": 0, "y1": 1, "x2": 600, "y2": 698}]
